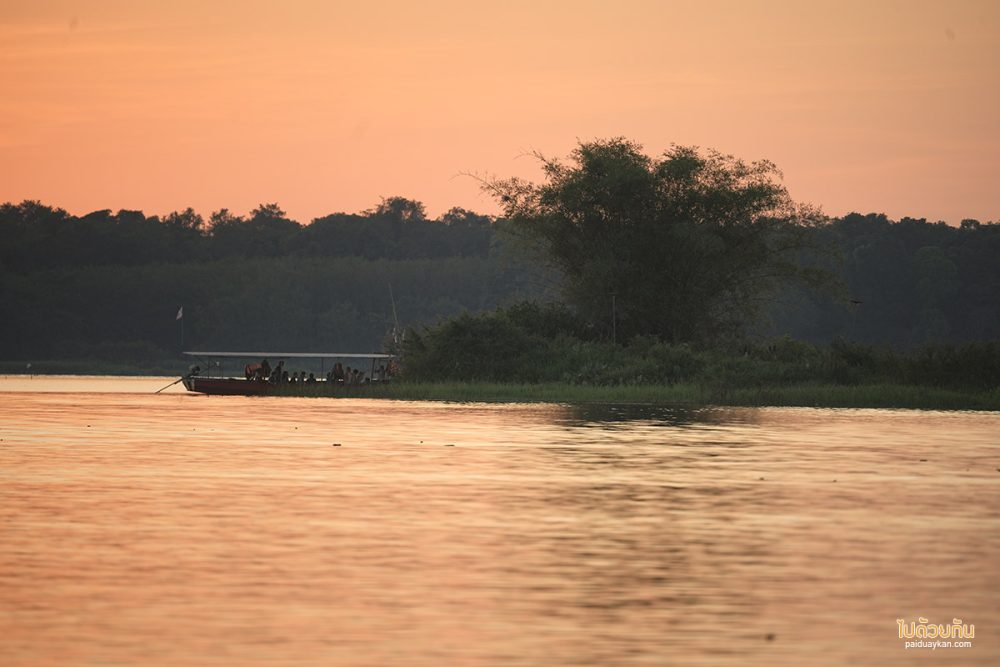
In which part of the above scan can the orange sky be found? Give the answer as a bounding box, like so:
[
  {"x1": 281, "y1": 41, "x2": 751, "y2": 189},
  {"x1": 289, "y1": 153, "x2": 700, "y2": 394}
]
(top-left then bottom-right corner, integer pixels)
[{"x1": 2, "y1": 0, "x2": 998, "y2": 224}]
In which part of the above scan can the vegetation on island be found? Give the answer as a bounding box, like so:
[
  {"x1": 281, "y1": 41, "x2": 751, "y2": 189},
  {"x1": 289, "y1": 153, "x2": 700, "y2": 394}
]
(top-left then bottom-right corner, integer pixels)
[
  {"x1": 395, "y1": 140, "x2": 999, "y2": 407},
  {"x1": 1, "y1": 138, "x2": 998, "y2": 408},
  {"x1": 395, "y1": 302, "x2": 999, "y2": 409},
  {"x1": 481, "y1": 139, "x2": 834, "y2": 342}
]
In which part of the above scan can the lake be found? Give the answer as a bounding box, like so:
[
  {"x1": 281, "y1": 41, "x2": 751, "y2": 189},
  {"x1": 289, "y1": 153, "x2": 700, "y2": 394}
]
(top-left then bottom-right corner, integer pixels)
[{"x1": 1, "y1": 376, "x2": 997, "y2": 665}]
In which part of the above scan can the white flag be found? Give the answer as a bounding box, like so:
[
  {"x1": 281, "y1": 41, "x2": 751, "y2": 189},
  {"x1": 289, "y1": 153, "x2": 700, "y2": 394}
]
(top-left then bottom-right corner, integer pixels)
[{"x1": 176, "y1": 307, "x2": 184, "y2": 321}]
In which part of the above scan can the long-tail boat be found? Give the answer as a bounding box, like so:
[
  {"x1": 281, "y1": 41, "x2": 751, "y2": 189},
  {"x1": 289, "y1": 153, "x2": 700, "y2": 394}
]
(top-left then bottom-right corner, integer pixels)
[{"x1": 180, "y1": 351, "x2": 395, "y2": 396}]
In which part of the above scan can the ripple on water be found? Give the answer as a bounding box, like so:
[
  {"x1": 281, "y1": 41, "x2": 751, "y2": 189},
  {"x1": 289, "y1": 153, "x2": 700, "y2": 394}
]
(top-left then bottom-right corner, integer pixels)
[{"x1": 1, "y1": 379, "x2": 998, "y2": 666}]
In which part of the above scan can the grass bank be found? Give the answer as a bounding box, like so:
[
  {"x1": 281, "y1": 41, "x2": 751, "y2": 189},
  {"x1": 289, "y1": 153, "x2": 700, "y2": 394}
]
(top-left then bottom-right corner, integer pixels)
[
  {"x1": 1, "y1": 365, "x2": 994, "y2": 409},
  {"x1": 394, "y1": 305, "x2": 1000, "y2": 410},
  {"x1": 283, "y1": 381, "x2": 1000, "y2": 410}
]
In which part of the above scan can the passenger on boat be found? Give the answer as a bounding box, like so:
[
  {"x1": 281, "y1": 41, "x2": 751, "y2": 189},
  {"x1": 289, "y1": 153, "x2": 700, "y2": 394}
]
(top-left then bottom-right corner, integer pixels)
[
  {"x1": 243, "y1": 358, "x2": 272, "y2": 381},
  {"x1": 306, "y1": 373, "x2": 316, "y2": 384},
  {"x1": 333, "y1": 363, "x2": 345, "y2": 383}
]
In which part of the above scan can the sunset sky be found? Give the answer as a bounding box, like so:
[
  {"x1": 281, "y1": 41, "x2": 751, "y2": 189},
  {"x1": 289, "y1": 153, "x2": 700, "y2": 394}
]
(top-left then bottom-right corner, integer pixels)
[{"x1": 2, "y1": 0, "x2": 997, "y2": 224}]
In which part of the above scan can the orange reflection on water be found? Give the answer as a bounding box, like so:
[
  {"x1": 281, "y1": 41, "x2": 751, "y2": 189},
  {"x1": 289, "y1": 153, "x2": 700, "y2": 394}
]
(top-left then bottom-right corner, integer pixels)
[{"x1": 1, "y1": 378, "x2": 998, "y2": 665}]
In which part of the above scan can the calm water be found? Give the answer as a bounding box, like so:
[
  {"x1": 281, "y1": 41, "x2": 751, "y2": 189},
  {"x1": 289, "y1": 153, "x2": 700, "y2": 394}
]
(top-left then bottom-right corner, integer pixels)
[{"x1": 1, "y1": 376, "x2": 998, "y2": 666}]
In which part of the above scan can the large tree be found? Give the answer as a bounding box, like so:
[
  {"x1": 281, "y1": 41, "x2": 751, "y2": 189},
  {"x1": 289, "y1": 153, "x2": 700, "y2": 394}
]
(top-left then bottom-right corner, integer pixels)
[{"x1": 486, "y1": 138, "x2": 832, "y2": 342}]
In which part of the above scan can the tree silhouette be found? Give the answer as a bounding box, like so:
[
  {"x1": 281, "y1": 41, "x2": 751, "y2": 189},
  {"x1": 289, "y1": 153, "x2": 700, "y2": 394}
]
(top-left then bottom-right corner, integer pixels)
[{"x1": 485, "y1": 138, "x2": 832, "y2": 342}]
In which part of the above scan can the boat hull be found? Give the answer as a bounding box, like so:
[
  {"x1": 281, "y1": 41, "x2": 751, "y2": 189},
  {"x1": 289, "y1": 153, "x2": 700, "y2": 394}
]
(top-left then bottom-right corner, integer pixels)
[{"x1": 182, "y1": 376, "x2": 273, "y2": 396}]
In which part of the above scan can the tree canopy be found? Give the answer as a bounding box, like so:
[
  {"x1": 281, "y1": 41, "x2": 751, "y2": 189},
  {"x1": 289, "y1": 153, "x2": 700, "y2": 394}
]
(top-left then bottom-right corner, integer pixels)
[
  {"x1": 1, "y1": 189, "x2": 997, "y2": 365},
  {"x1": 487, "y1": 138, "x2": 831, "y2": 342}
]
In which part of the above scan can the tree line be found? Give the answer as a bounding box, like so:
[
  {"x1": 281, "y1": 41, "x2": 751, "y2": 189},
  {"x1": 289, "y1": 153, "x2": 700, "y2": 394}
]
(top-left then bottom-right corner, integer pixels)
[
  {"x1": 1, "y1": 144, "x2": 998, "y2": 368},
  {"x1": 480, "y1": 139, "x2": 999, "y2": 347},
  {"x1": 0, "y1": 196, "x2": 496, "y2": 273},
  {"x1": 768, "y1": 212, "x2": 1000, "y2": 345}
]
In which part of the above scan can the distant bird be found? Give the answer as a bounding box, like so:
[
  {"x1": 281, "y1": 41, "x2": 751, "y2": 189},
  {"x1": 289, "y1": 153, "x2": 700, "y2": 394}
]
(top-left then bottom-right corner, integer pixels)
[{"x1": 849, "y1": 299, "x2": 863, "y2": 305}]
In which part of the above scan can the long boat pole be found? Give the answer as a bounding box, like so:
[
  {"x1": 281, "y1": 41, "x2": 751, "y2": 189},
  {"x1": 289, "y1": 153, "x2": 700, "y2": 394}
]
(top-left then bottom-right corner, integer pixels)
[{"x1": 155, "y1": 376, "x2": 185, "y2": 394}]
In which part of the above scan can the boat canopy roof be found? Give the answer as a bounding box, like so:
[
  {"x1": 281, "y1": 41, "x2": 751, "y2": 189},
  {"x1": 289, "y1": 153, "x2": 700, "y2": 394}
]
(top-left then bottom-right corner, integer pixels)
[{"x1": 183, "y1": 351, "x2": 394, "y2": 359}]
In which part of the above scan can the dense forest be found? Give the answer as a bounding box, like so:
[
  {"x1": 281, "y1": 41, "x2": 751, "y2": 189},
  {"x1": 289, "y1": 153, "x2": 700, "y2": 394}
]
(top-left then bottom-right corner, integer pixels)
[
  {"x1": 0, "y1": 198, "x2": 547, "y2": 366},
  {"x1": 767, "y1": 213, "x2": 1000, "y2": 346},
  {"x1": 0, "y1": 196, "x2": 997, "y2": 369}
]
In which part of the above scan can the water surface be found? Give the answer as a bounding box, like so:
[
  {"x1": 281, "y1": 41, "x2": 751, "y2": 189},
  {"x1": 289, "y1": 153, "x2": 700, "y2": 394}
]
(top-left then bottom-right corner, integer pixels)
[{"x1": 1, "y1": 376, "x2": 998, "y2": 665}]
